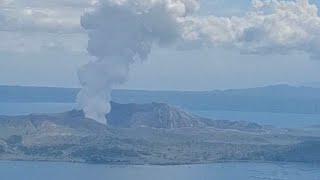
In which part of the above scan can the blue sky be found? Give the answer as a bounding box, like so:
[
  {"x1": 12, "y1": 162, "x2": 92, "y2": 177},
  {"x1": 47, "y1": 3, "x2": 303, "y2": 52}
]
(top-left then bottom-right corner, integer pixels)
[{"x1": 1, "y1": 0, "x2": 320, "y2": 90}]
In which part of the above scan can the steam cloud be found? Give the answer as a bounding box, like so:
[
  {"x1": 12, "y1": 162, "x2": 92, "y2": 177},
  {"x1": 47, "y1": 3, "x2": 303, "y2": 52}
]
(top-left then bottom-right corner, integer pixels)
[{"x1": 78, "y1": 0, "x2": 320, "y2": 124}]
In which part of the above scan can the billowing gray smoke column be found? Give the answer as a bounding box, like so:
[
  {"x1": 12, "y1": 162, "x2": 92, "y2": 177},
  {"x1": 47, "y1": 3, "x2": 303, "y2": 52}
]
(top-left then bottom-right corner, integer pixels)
[
  {"x1": 78, "y1": 0, "x2": 199, "y2": 124},
  {"x1": 79, "y1": 0, "x2": 320, "y2": 124}
]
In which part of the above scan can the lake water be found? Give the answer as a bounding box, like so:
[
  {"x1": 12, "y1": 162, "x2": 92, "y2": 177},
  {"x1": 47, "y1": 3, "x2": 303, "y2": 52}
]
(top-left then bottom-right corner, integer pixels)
[
  {"x1": 0, "y1": 103, "x2": 319, "y2": 128},
  {"x1": 1, "y1": 161, "x2": 319, "y2": 180}
]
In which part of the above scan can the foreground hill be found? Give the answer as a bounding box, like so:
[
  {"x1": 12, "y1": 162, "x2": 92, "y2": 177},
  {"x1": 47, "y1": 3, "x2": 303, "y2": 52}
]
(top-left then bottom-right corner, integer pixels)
[
  {"x1": 0, "y1": 102, "x2": 319, "y2": 165},
  {"x1": 2, "y1": 85, "x2": 320, "y2": 114}
]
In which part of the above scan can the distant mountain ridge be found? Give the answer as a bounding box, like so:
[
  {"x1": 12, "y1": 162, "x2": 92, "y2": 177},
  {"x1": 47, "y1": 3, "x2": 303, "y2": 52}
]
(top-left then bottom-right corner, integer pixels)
[
  {"x1": 1, "y1": 84, "x2": 320, "y2": 114},
  {"x1": 214, "y1": 84, "x2": 320, "y2": 98}
]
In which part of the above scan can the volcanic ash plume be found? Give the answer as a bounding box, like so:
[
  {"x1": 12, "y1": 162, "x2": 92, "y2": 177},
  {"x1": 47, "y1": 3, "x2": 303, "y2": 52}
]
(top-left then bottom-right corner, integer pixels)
[
  {"x1": 78, "y1": 0, "x2": 200, "y2": 124},
  {"x1": 78, "y1": 0, "x2": 320, "y2": 124}
]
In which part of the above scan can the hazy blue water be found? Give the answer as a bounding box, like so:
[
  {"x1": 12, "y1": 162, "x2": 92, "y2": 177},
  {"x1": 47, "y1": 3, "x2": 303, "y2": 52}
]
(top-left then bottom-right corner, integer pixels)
[
  {"x1": 0, "y1": 103, "x2": 319, "y2": 128},
  {"x1": 1, "y1": 161, "x2": 319, "y2": 180}
]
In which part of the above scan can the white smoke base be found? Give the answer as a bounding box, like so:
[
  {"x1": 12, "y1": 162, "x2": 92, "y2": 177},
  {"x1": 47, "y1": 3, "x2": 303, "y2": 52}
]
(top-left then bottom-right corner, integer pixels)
[
  {"x1": 77, "y1": 57, "x2": 129, "y2": 124},
  {"x1": 78, "y1": 0, "x2": 320, "y2": 124}
]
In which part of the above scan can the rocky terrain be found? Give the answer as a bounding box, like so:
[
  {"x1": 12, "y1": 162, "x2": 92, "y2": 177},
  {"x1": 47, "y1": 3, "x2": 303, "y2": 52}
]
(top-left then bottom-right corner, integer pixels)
[{"x1": 0, "y1": 102, "x2": 319, "y2": 165}]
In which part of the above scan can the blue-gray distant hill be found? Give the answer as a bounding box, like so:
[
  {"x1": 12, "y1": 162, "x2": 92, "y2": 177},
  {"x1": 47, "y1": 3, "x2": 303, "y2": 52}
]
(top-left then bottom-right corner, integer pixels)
[{"x1": 1, "y1": 84, "x2": 320, "y2": 114}]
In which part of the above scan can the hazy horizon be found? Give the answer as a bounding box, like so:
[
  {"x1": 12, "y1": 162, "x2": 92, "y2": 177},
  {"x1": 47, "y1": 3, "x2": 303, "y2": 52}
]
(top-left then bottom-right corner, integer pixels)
[{"x1": 0, "y1": 82, "x2": 319, "y2": 92}]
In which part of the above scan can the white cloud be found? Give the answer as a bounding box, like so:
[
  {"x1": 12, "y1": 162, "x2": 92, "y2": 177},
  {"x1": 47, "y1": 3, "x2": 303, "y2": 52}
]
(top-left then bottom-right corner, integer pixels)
[
  {"x1": 0, "y1": 0, "x2": 85, "y2": 33},
  {"x1": 13, "y1": 0, "x2": 93, "y2": 8},
  {"x1": 181, "y1": 0, "x2": 320, "y2": 58},
  {"x1": 0, "y1": 0, "x2": 90, "y2": 53},
  {"x1": 199, "y1": 0, "x2": 251, "y2": 16}
]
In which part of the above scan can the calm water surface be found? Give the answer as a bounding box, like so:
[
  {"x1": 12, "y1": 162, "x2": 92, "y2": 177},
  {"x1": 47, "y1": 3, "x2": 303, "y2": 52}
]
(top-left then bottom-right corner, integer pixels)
[{"x1": 1, "y1": 161, "x2": 319, "y2": 180}]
